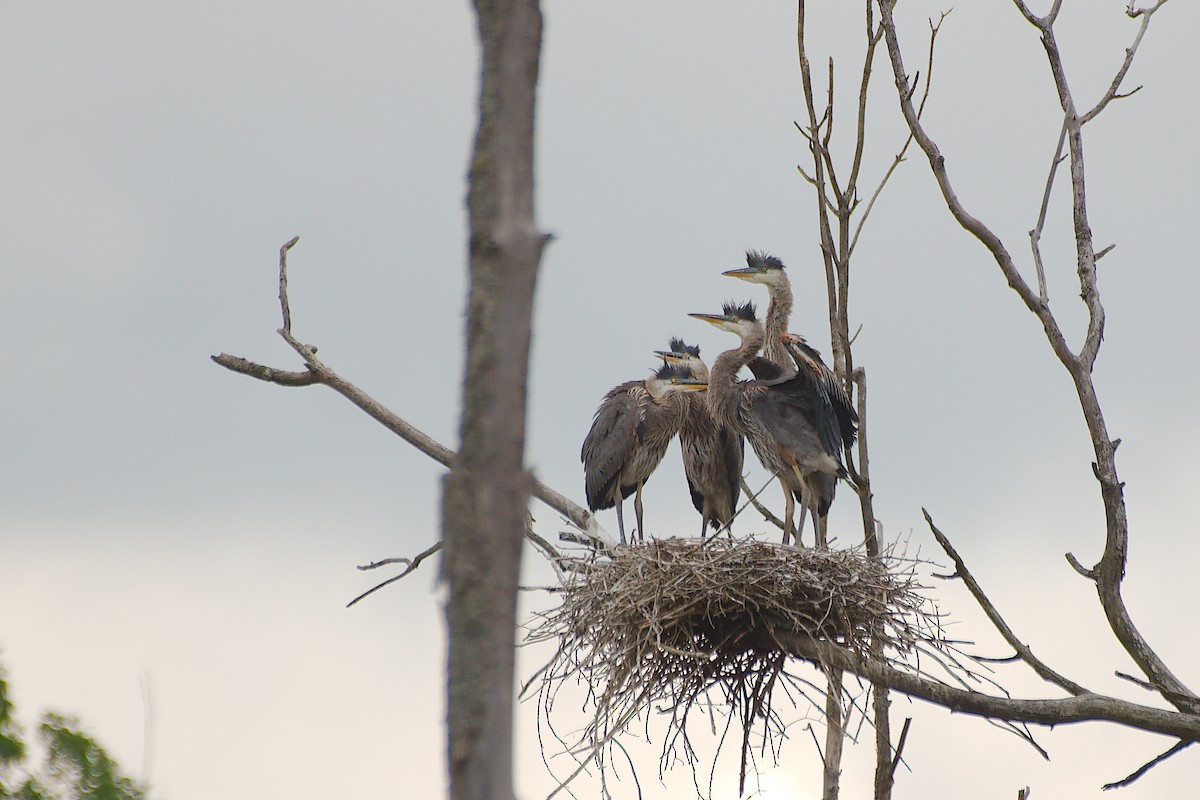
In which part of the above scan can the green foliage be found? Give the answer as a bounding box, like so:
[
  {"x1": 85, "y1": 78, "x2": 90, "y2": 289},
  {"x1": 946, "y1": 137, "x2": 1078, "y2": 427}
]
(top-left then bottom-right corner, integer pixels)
[
  {"x1": 0, "y1": 659, "x2": 146, "y2": 800},
  {"x1": 0, "y1": 670, "x2": 26, "y2": 766},
  {"x1": 37, "y1": 714, "x2": 143, "y2": 800}
]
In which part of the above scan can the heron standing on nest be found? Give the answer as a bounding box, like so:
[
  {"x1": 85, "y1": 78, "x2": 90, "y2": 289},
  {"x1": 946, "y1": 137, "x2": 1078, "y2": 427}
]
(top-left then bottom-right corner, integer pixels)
[
  {"x1": 723, "y1": 251, "x2": 858, "y2": 545},
  {"x1": 581, "y1": 361, "x2": 707, "y2": 544},
  {"x1": 776, "y1": 331, "x2": 858, "y2": 545},
  {"x1": 655, "y1": 338, "x2": 744, "y2": 539},
  {"x1": 690, "y1": 302, "x2": 851, "y2": 547}
]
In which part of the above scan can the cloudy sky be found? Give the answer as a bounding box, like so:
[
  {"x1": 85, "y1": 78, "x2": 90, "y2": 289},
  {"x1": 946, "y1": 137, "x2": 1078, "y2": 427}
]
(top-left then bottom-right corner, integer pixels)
[{"x1": 2, "y1": 2, "x2": 1198, "y2": 798}]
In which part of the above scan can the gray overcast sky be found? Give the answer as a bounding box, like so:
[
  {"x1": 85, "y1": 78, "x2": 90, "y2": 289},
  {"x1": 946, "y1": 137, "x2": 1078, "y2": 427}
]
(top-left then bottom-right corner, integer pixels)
[{"x1": 2, "y1": 2, "x2": 1198, "y2": 798}]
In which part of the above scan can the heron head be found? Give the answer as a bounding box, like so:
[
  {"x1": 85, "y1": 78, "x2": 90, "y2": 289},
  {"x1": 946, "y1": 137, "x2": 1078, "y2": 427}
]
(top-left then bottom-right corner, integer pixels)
[
  {"x1": 655, "y1": 338, "x2": 708, "y2": 380},
  {"x1": 666, "y1": 337, "x2": 700, "y2": 359},
  {"x1": 688, "y1": 301, "x2": 758, "y2": 338},
  {"x1": 649, "y1": 362, "x2": 708, "y2": 395},
  {"x1": 722, "y1": 250, "x2": 787, "y2": 286}
]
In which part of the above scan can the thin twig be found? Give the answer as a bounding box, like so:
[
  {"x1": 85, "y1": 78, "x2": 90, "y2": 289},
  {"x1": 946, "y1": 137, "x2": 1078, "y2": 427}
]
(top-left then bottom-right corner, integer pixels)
[
  {"x1": 347, "y1": 541, "x2": 444, "y2": 607},
  {"x1": 1102, "y1": 739, "x2": 1192, "y2": 790},
  {"x1": 358, "y1": 556, "x2": 416, "y2": 571},
  {"x1": 210, "y1": 354, "x2": 319, "y2": 386},
  {"x1": 1115, "y1": 670, "x2": 1157, "y2": 692},
  {"x1": 849, "y1": 10, "x2": 947, "y2": 260},
  {"x1": 738, "y1": 475, "x2": 787, "y2": 531},
  {"x1": 887, "y1": 716, "x2": 912, "y2": 778},
  {"x1": 1081, "y1": 0, "x2": 1169, "y2": 124},
  {"x1": 1029, "y1": 119, "x2": 1068, "y2": 307},
  {"x1": 278, "y1": 236, "x2": 298, "y2": 335}
]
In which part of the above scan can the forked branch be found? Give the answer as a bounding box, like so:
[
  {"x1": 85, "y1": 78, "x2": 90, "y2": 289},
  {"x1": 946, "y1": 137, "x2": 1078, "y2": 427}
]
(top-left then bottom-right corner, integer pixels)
[{"x1": 212, "y1": 238, "x2": 613, "y2": 549}]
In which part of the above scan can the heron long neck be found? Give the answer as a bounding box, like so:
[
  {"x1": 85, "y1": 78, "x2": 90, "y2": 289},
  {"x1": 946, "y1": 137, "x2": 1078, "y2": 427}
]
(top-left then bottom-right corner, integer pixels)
[
  {"x1": 646, "y1": 380, "x2": 691, "y2": 421},
  {"x1": 706, "y1": 323, "x2": 765, "y2": 430},
  {"x1": 763, "y1": 272, "x2": 793, "y2": 366}
]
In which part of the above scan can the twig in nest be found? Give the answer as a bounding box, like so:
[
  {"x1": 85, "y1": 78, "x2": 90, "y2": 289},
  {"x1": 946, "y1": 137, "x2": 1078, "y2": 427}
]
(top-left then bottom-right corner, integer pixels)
[{"x1": 738, "y1": 476, "x2": 786, "y2": 532}]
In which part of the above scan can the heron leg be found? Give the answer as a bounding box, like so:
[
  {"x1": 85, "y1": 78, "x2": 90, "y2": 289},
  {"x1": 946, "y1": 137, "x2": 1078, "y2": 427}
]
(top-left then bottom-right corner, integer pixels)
[
  {"x1": 801, "y1": 472, "x2": 830, "y2": 546},
  {"x1": 781, "y1": 477, "x2": 795, "y2": 546},
  {"x1": 634, "y1": 482, "x2": 645, "y2": 543},
  {"x1": 790, "y1": 466, "x2": 812, "y2": 547},
  {"x1": 795, "y1": 499, "x2": 810, "y2": 547},
  {"x1": 615, "y1": 500, "x2": 627, "y2": 545}
]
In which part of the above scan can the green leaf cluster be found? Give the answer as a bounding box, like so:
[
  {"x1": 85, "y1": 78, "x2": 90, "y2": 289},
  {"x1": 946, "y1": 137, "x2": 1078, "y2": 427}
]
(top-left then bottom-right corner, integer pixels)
[{"x1": 0, "y1": 659, "x2": 146, "y2": 800}]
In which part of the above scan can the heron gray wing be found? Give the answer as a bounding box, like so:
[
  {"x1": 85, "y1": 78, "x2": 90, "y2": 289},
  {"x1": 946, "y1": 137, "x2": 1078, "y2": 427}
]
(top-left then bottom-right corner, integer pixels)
[
  {"x1": 747, "y1": 355, "x2": 792, "y2": 381},
  {"x1": 750, "y1": 379, "x2": 844, "y2": 476},
  {"x1": 683, "y1": 472, "x2": 706, "y2": 517},
  {"x1": 581, "y1": 381, "x2": 647, "y2": 510},
  {"x1": 719, "y1": 424, "x2": 744, "y2": 517},
  {"x1": 680, "y1": 406, "x2": 744, "y2": 527},
  {"x1": 783, "y1": 339, "x2": 858, "y2": 447}
]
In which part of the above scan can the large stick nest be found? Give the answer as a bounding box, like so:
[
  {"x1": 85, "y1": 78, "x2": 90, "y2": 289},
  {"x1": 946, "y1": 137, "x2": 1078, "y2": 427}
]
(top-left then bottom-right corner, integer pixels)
[{"x1": 527, "y1": 537, "x2": 950, "y2": 795}]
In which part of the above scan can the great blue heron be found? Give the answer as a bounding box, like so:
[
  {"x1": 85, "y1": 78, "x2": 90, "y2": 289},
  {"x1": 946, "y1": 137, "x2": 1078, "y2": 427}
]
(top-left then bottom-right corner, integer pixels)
[
  {"x1": 655, "y1": 338, "x2": 744, "y2": 539},
  {"x1": 581, "y1": 361, "x2": 706, "y2": 544},
  {"x1": 723, "y1": 250, "x2": 858, "y2": 544},
  {"x1": 777, "y1": 332, "x2": 858, "y2": 544},
  {"x1": 689, "y1": 301, "x2": 851, "y2": 547}
]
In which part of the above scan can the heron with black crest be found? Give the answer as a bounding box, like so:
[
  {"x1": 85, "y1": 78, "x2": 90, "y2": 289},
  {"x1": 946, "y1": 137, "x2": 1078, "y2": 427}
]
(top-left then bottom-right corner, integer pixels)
[
  {"x1": 654, "y1": 338, "x2": 744, "y2": 539},
  {"x1": 581, "y1": 361, "x2": 707, "y2": 544},
  {"x1": 689, "y1": 301, "x2": 855, "y2": 546}
]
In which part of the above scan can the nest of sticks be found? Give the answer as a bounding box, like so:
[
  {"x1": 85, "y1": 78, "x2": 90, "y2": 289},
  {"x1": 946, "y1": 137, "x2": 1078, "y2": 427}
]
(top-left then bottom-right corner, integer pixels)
[{"x1": 527, "y1": 536, "x2": 950, "y2": 794}]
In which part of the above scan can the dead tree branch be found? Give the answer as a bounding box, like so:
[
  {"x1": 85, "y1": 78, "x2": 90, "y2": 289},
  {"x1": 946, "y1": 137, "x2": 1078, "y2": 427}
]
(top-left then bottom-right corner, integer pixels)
[
  {"x1": 1081, "y1": 0, "x2": 1169, "y2": 124},
  {"x1": 877, "y1": 0, "x2": 1199, "y2": 726},
  {"x1": 922, "y1": 510, "x2": 1087, "y2": 697},
  {"x1": 773, "y1": 631, "x2": 1200, "y2": 741},
  {"x1": 738, "y1": 476, "x2": 788, "y2": 532},
  {"x1": 212, "y1": 240, "x2": 612, "y2": 549},
  {"x1": 794, "y1": 1, "x2": 953, "y2": 794}
]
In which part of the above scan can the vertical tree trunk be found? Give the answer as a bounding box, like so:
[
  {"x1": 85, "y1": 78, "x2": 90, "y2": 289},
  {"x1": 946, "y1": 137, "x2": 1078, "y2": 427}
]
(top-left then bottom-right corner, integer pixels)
[
  {"x1": 443, "y1": 2, "x2": 546, "y2": 799},
  {"x1": 822, "y1": 671, "x2": 844, "y2": 800}
]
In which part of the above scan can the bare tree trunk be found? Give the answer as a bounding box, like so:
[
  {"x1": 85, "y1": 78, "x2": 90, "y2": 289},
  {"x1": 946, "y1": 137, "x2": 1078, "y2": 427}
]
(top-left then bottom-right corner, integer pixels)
[
  {"x1": 795, "y1": 2, "x2": 897, "y2": 795},
  {"x1": 822, "y1": 670, "x2": 844, "y2": 800},
  {"x1": 443, "y1": 3, "x2": 547, "y2": 800}
]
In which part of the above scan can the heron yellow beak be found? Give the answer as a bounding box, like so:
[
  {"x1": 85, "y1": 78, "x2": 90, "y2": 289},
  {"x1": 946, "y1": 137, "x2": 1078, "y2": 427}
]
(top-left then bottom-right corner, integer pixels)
[
  {"x1": 687, "y1": 312, "x2": 731, "y2": 326},
  {"x1": 721, "y1": 267, "x2": 758, "y2": 280}
]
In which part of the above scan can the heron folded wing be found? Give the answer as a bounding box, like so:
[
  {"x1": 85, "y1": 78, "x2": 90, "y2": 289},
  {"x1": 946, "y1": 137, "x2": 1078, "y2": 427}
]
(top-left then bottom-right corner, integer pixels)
[{"x1": 581, "y1": 382, "x2": 647, "y2": 509}]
